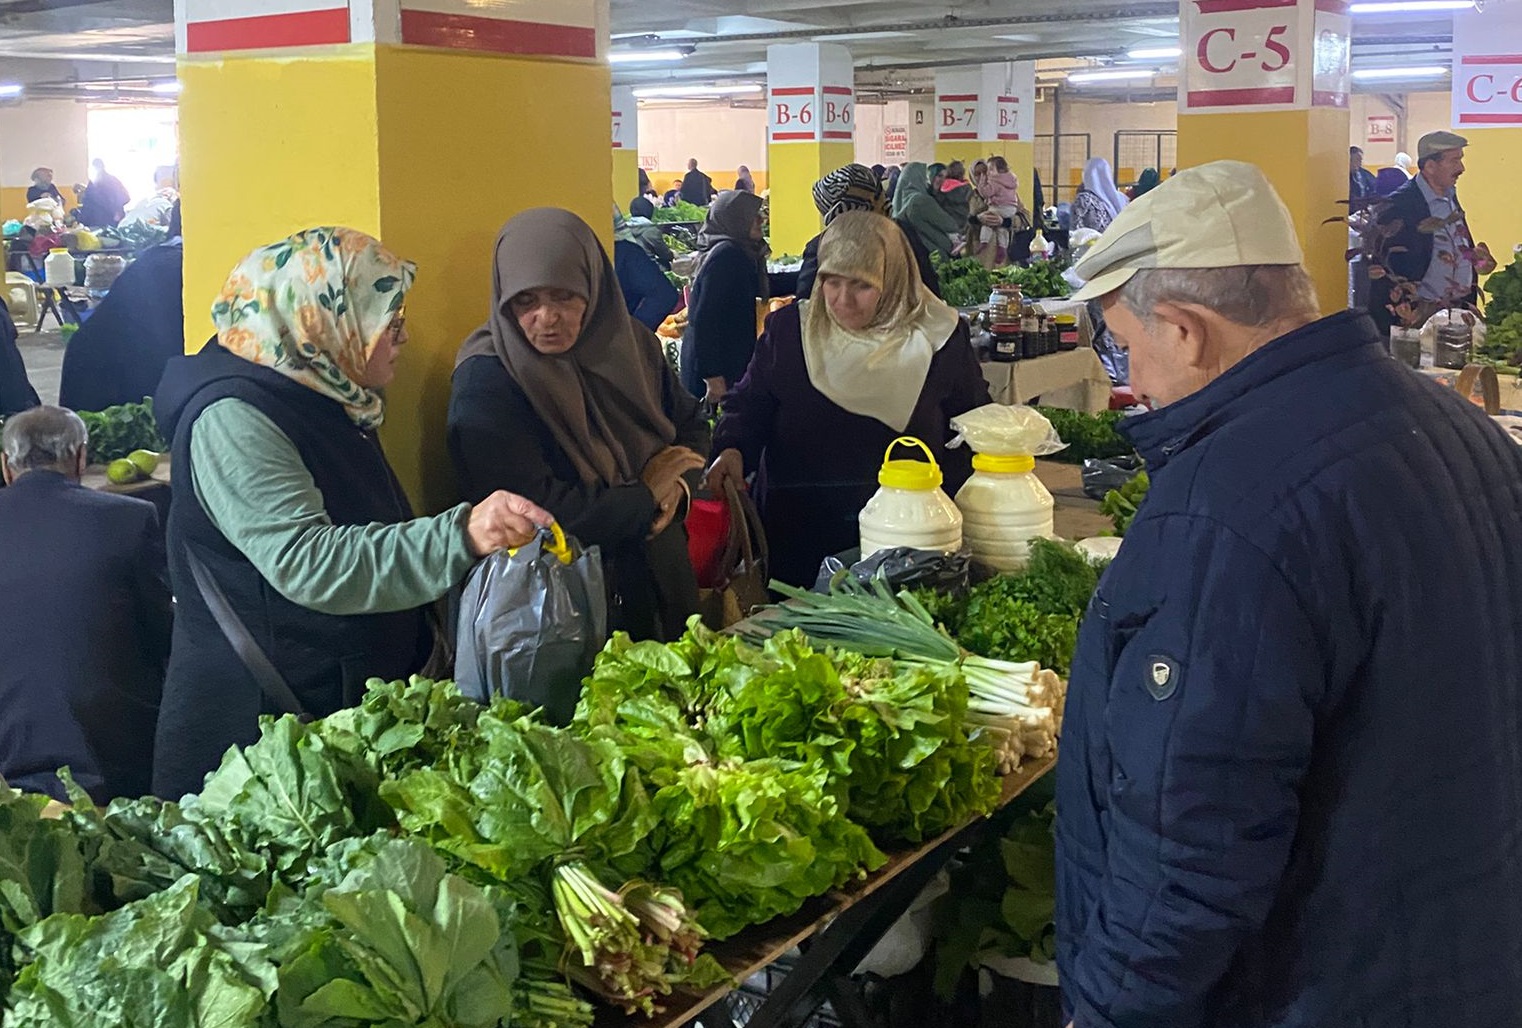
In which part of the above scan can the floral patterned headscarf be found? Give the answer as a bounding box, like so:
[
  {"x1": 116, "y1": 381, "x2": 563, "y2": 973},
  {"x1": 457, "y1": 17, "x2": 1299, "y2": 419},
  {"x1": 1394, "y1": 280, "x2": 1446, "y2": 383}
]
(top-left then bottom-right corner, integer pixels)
[{"x1": 211, "y1": 227, "x2": 414, "y2": 429}]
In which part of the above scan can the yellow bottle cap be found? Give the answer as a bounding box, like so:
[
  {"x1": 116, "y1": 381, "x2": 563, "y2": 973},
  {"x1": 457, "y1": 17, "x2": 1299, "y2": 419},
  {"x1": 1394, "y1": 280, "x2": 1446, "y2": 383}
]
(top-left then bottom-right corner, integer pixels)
[
  {"x1": 49, "y1": 247, "x2": 69, "y2": 254},
  {"x1": 878, "y1": 436, "x2": 944, "y2": 491},
  {"x1": 973, "y1": 453, "x2": 1036, "y2": 474}
]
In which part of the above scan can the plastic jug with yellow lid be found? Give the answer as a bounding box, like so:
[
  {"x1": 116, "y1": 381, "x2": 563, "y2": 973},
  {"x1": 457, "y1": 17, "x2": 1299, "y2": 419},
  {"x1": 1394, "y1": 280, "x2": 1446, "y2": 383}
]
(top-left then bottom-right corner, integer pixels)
[
  {"x1": 948, "y1": 405, "x2": 1066, "y2": 571},
  {"x1": 858, "y1": 436, "x2": 963, "y2": 559}
]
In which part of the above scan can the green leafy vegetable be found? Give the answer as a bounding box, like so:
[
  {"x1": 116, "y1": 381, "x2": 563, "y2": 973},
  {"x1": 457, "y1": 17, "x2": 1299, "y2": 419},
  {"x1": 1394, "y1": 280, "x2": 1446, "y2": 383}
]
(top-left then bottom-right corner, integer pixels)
[
  {"x1": 932, "y1": 252, "x2": 999, "y2": 308},
  {"x1": 650, "y1": 200, "x2": 709, "y2": 224},
  {"x1": 1034, "y1": 406, "x2": 1133, "y2": 464},
  {"x1": 1100, "y1": 470, "x2": 1151, "y2": 536},
  {"x1": 994, "y1": 258, "x2": 1072, "y2": 300},
  {"x1": 76, "y1": 399, "x2": 166, "y2": 464}
]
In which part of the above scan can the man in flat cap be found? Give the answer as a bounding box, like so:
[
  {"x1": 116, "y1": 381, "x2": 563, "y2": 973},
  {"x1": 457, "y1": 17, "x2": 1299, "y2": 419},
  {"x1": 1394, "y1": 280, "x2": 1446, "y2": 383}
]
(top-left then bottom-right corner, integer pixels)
[
  {"x1": 1366, "y1": 129, "x2": 1493, "y2": 334},
  {"x1": 1055, "y1": 161, "x2": 1522, "y2": 1028}
]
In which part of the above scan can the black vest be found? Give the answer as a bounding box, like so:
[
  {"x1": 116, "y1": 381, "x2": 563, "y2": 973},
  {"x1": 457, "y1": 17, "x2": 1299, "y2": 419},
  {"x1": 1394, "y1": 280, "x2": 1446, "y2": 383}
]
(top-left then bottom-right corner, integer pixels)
[{"x1": 153, "y1": 344, "x2": 427, "y2": 797}]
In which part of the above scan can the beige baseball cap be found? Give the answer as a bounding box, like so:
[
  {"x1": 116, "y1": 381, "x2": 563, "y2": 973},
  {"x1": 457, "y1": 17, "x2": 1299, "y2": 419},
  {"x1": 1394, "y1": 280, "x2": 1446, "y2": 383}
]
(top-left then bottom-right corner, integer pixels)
[
  {"x1": 1070, "y1": 160, "x2": 1304, "y2": 303},
  {"x1": 1417, "y1": 130, "x2": 1468, "y2": 161}
]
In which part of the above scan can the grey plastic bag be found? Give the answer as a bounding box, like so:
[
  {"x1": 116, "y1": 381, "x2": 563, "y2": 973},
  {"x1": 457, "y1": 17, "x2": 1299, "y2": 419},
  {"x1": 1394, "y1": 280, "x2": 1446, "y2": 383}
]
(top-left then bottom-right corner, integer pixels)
[{"x1": 454, "y1": 526, "x2": 607, "y2": 725}]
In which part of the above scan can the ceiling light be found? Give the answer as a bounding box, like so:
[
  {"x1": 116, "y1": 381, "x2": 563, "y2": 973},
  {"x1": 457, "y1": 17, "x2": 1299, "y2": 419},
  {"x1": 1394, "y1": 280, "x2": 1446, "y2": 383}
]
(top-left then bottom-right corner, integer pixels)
[
  {"x1": 609, "y1": 48, "x2": 688, "y2": 64},
  {"x1": 1349, "y1": 1, "x2": 1473, "y2": 12},
  {"x1": 1127, "y1": 46, "x2": 1182, "y2": 60},
  {"x1": 1067, "y1": 68, "x2": 1158, "y2": 84},
  {"x1": 150, "y1": 80, "x2": 182, "y2": 95},
  {"x1": 632, "y1": 84, "x2": 764, "y2": 98},
  {"x1": 1351, "y1": 65, "x2": 1450, "y2": 79},
  {"x1": 0, "y1": 84, "x2": 22, "y2": 98}
]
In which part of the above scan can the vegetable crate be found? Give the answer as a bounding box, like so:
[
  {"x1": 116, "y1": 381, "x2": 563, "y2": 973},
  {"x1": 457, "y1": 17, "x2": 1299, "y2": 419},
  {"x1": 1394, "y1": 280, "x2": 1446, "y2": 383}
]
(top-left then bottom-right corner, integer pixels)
[{"x1": 717, "y1": 959, "x2": 844, "y2": 1028}]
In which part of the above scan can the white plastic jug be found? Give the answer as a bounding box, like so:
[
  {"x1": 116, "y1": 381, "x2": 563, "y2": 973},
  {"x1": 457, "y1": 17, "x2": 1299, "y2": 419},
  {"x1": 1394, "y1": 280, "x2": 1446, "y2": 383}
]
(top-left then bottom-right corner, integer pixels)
[
  {"x1": 858, "y1": 437, "x2": 963, "y2": 559},
  {"x1": 44, "y1": 248, "x2": 73, "y2": 288},
  {"x1": 955, "y1": 453, "x2": 1055, "y2": 572}
]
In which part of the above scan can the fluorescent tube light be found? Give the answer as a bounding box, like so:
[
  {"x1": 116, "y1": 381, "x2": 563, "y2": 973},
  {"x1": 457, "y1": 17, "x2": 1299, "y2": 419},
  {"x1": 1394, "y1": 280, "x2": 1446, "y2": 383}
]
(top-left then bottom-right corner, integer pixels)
[
  {"x1": 609, "y1": 49, "x2": 688, "y2": 64},
  {"x1": 1351, "y1": 66, "x2": 1450, "y2": 79},
  {"x1": 1067, "y1": 69, "x2": 1157, "y2": 84},
  {"x1": 0, "y1": 84, "x2": 22, "y2": 98},
  {"x1": 150, "y1": 80, "x2": 183, "y2": 95},
  {"x1": 1127, "y1": 46, "x2": 1182, "y2": 60},
  {"x1": 633, "y1": 84, "x2": 764, "y2": 98},
  {"x1": 1350, "y1": 1, "x2": 1473, "y2": 13}
]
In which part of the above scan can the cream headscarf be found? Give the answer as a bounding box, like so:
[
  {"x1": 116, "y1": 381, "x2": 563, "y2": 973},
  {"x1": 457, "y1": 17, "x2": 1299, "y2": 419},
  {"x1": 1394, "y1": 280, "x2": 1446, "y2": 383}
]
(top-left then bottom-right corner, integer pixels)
[
  {"x1": 212, "y1": 226, "x2": 412, "y2": 430},
  {"x1": 801, "y1": 212, "x2": 960, "y2": 432}
]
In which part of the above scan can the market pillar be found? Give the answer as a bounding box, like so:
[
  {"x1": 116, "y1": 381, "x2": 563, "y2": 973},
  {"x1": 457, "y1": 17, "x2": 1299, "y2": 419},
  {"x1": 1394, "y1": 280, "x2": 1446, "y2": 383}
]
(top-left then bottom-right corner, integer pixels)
[
  {"x1": 176, "y1": 0, "x2": 613, "y2": 512},
  {"x1": 1450, "y1": 3, "x2": 1522, "y2": 258},
  {"x1": 1175, "y1": 0, "x2": 1351, "y2": 313},
  {"x1": 612, "y1": 86, "x2": 640, "y2": 211},
  {"x1": 934, "y1": 63, "x2": 1038, "y2": 212},
  {"x1": 766, "y1": 43, "x2": 856, "y2": 256}
]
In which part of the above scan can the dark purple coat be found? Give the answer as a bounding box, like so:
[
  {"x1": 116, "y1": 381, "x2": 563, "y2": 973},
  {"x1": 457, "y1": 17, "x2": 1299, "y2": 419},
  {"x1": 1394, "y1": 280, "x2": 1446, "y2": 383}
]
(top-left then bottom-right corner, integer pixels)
[{"x1": 711, "y1": 302, "x2": 991, "y2": 587}]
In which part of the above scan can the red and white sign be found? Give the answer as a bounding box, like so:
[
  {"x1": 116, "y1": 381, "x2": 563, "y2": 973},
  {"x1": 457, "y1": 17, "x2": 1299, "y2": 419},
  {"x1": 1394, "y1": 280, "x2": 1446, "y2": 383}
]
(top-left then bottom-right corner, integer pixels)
[
  {"x1": 612, "y1": 86, "x2": 637, "y2": 151},
  {"x1": 638, "y1": 154, "x2": 659, "y2": 171},
  {"x1": 934, "y1": 63, "x2": 1034, "y2": 143},
  {"x1": 936, "y1": 69, "x2": 982, "y2": 142},
  {"x1": 1180, "y1": 0, "x2": 1348, "y2": 112},
  {"x1": 177, "y1": 0, "x2": 599, "y2": 59},
  {"x1": 1366, "y1": 115, "x2": 1396, "y2": 143},
  {"x1": 883, "y1": 126, "x2": 908, "y2": 162},
  {"x1": 1182, "y1": 0, "x2": 1300, "y2": 111},
  {"x1": 1453, "y1": 4, "x2": 1522, "y2": 128},
  {"x1": 767, "y1": 43, "x2": 854, "y2": 145}
]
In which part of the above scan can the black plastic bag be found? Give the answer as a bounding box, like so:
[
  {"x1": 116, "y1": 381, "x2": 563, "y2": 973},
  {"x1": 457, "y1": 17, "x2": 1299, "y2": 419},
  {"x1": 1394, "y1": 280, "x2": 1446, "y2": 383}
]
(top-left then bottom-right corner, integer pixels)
[
  {"x1": 454, "y1": 526, "x2": 607, "y2": 725},
  {"x1": 814, "y1": 546, "x2": 972, "y2": 595},
  {"x1": 1081, "y1": 455, "x2": 1145, "y2": 500}
]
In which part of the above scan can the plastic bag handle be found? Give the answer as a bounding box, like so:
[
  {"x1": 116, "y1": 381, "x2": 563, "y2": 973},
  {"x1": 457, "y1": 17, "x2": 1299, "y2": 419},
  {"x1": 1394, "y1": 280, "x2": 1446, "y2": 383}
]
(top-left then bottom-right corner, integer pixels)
[
  {"x1": 508, "y1": 522, "x2": 572, "y2": 565},
  {"x1": 883, "y1": 435, "x2": 939, "y2": 469}
]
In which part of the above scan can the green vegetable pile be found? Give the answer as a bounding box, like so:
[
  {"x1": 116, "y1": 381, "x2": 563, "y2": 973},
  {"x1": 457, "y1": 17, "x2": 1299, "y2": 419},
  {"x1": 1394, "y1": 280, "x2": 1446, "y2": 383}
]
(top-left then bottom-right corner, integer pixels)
[
  {"x1": 917, "y1": 539, "x2": 1103, "y2": 677},
  {"x1": 78, "y1": 398, "x2": 166, "y2": 464},
  {"x1": 651, "y1": 200, "x2": 709, "y2": 224},
  {"x1": 1034, "y1": 406, "x2": 1133, "y2": 464},
  {"x1": 994, "y1": 259, "x2": 1071, "y2": 300},
  {"x1": 1482, "y1": 257, "x2": 1522, "y2": 368},
  {"x1": 932, "y1": 253, "x2": 998, "y2": 309},
  {"x1": 1100, "y1": 470, "x2": 1150, "y2": 536}
]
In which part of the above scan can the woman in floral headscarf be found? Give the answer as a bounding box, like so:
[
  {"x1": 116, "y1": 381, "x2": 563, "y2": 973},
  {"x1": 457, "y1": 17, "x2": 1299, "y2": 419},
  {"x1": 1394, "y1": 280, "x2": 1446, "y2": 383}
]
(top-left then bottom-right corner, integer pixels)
[{"x1": 152, "y1": 226, "x2": 552, "y2": 798}]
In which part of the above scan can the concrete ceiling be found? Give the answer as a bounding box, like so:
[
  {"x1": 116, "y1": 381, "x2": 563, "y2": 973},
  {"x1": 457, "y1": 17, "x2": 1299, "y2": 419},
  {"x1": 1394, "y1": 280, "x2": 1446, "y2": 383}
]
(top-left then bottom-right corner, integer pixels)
[{"x1": 0, "y1": 0, "x2": 1461, "y2": 101}]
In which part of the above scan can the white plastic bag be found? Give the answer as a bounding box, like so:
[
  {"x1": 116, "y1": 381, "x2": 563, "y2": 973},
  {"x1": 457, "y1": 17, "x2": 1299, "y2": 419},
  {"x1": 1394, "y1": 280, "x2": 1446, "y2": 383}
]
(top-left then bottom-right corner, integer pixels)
[{"x1": 948, "y1": 404, "x2": 1068, "y2": 458}]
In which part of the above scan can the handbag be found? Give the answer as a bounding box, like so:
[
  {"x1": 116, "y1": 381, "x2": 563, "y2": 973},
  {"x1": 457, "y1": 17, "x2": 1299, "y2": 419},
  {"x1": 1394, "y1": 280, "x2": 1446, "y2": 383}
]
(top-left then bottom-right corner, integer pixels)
[{"x1": 696, "y1": 479, "x2": 770, "y2": 630}]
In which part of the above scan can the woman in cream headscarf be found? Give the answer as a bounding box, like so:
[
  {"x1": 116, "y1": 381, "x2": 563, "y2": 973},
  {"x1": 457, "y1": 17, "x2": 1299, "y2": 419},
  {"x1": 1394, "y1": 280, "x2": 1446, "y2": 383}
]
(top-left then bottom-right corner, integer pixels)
[
  {"x1": 153, "y1": 226, "x2": 551, "y2": 797},
  {"x1": 449, "y1": 208, "x2": 709, "y2": 641},
  {"x1": 707, "y1": 212, "x2": 991, "y2": 587}
]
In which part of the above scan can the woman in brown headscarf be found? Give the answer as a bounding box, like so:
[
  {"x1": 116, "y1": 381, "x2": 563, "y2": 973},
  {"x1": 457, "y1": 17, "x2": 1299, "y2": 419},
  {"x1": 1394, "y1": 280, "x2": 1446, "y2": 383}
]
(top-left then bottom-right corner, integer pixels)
[{"x1": 449, "y1": 208, "x2": 709, "y2": 640}]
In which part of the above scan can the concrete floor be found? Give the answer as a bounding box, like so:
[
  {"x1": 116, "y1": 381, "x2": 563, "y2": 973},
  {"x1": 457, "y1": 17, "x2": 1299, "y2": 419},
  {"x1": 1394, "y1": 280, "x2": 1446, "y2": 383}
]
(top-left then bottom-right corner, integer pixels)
[{"x1": 16, "y1": 326, "x2": 65, "y2": 406}]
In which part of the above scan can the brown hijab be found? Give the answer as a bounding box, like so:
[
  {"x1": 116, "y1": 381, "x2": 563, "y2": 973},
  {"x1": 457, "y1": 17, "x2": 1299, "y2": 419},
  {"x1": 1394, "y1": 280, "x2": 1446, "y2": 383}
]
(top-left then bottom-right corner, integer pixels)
[{"x1": 456, "y1": 208, "x2": 676, "y2": 486}]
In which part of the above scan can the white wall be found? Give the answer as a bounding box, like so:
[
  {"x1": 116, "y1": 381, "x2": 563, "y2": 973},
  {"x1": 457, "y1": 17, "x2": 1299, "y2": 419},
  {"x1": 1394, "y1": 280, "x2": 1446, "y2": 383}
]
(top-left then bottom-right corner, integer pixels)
[
  {"x1": 637, "y1": 104, "x2": 767, "y2": 188},
  {"x1": 1350, "y1": 90, "x2": 1458, "y2": 168},
  {"x1": 0, "y1": 99, "x2": 91, "y2": 216}
]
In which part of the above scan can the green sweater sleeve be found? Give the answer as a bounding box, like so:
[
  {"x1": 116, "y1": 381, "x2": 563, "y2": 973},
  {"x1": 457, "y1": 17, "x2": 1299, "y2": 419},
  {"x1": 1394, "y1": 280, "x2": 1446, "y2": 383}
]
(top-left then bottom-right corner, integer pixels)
[{"x1": 188, "y1": 398, "x2": 477, "y2": 616}]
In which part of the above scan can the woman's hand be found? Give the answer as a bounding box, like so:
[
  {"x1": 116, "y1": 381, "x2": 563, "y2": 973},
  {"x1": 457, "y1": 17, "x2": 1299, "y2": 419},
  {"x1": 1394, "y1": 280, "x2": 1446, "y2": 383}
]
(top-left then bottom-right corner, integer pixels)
[
  {"x1": 642, "y1": 446, "x2": 706, "y2": 503},
  {"x1": 466, "y1": 490, "x2": 554, "y2": 556},
  {"x1": 703, "y1": 448, "x2": 745, "y2": 498},
  {"x1": 703, "y1": 376, "x2": 728, "y2": 405},
  {"x1": 649, "y1": 478, "x2": 687, "y2": 538}
]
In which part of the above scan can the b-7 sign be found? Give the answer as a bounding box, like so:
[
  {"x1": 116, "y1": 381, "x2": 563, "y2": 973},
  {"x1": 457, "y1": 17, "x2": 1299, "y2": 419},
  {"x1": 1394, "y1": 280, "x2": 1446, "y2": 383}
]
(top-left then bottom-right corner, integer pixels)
[{"x1": 937, "y1": 94, "x2": 980, "y2": 140}]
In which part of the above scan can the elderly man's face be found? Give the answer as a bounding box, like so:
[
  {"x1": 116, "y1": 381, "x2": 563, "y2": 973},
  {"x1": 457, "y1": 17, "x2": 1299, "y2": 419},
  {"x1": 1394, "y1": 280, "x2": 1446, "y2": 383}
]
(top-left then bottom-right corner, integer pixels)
[
  {"x1": 1101, "y1": 295, "x2": 1213, "y2": 408},
  {"x1": 1423, "y1": 148, "x2": 1465, "y2": 194}
]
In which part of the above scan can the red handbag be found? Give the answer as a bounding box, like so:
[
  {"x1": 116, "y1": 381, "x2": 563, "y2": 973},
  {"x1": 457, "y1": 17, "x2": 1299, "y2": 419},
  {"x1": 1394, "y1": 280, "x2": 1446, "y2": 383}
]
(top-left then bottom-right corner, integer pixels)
[{"x1": 686, "y1": 494, "x2": 731, "y2": 589}]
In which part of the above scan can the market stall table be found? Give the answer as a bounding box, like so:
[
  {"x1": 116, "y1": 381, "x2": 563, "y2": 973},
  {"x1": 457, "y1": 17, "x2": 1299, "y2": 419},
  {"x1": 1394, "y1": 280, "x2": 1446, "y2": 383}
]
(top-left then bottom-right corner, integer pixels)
[
  {"x1": 82, "y1": 456, "x2": 172, "y2": 525},
  {"x1": 981, "y1": 348, "x2": 1110, "y2": 413},
  {"x1": 614, "y1": 756, "x2": 1056, "y2": 1028}
]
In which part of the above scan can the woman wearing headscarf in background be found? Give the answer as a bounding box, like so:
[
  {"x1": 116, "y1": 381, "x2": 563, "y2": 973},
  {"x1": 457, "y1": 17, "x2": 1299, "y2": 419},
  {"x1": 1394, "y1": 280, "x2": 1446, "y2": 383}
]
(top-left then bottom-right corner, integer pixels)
[
  {"x1": 152, "y1": 227, "x2": 551, "y2": 797},
  {"x1": 890, "y1": 162, "x2": 964, "y2": 261},
  {"x1": 706, "y1": 212, "x2": 991, "y2": 587},
  {"x1": 735, "y1": 165, "x2": 757, "y2": 193},
  {"x1": 885, "y1": 165, "x2": 902, "y2": 202},
  {"x1": 1395, "y1": 152, "x2": 1416, "y2": 178},
  {"x1": 794, "y1": 163, "x2": 940, "y2": 300},
  {"x1": 1128, "y1": 167, "x2": 1161, "y2": 200},
  {"x1": 1374, "y1": 167, "x2": 1408, "y2": 198},
  {"x1": 449, "y1": 209, "x2": 708, "y2": 642},
  {"x1": 612, "y1": 207, "x2": 680, "y2": 331},
  {"x1": 976, "y1": 156, "x2": 1029, "y2": 264},
  {"x1": 1071, "y1": 156, "x2": 1128, "y2": 233},
  {"x1": 681, "y1": 189, "x2": 792, "y2": 403}
]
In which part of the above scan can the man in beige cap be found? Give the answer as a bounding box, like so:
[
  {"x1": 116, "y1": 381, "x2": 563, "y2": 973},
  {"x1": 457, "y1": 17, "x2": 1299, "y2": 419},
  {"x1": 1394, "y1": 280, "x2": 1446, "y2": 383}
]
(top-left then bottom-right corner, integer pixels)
[
  {"x1": 1365, "y1": 129, "x2": 1492, "y2": 334},
  {"x1": 1055, "y1": 161, "x2": 1522, "y2": 1028}
]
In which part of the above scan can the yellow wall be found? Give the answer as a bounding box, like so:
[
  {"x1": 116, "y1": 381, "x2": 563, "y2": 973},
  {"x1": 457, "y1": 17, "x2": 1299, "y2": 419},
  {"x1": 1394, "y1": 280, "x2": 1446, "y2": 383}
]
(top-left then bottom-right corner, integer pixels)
[
  {"x1": 768, "y1": 142, "x2": 854, "y2": 256},
  {"x1": 1177, "y1": 107, "x2": 1350, "y2": 316},
  {"x1": 1456, "y1": 129, "x2": 1522, "y2": 268},
  {"x1": 934, "y1": 140, "x2": 1036, "y2": 213},
  {"x1": 612, "y1": 149, "x2": 640, "y2": 210},
  {"x1": 178, "y1": 50, "x2": 384, "y2": 350},
  {"x1": 1, "y1": 187, "x2": 29, "y2": 223},
  {"x1": 371, "y1": 45, "x2": 611, "y2": 512}
]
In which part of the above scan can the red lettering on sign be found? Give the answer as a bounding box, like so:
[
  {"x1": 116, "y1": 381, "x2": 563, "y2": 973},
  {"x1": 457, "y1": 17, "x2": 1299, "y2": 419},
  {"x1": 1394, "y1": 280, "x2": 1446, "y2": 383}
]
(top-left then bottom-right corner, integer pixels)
[
  {"x1": 1198, "y1": 27, "x2": 1238, "y2": 72},
  {"x1": 1467, "y1": 73, "x2": 1495, "y2": 102},
  {"x1": 1261, "y1": 24, "x2": 1291, "y2": 71}
]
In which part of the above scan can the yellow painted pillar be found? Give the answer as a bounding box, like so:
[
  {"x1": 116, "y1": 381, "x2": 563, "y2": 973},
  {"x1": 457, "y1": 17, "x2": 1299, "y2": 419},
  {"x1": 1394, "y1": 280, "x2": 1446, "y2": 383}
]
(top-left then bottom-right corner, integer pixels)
[
  {"x1": 934, "y1": 63, "x2": 1039, "y2": 215},
  {"x1": 767, "y1": 42, "x2": 856, "y2": 256},
  {"x1": 177, "y1": 0, "x2": 612, "y2": 512},
  {"x1": 1451, "y1": 4, "x2": 1522, "y2": 257},
  {"x1": 1175, "y1": 0, "x2": 1352, "y2": 313},
  {"x1": 612, "y1": 86, "x2": 640, "y2": 211}
]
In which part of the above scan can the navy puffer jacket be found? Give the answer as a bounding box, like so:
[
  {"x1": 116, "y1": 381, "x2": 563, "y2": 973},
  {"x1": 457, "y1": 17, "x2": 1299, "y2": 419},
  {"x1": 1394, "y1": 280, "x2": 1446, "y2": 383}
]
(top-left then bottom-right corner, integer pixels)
[{"x1": 1057, "y1": 311, "x2": 1522, "y2": 1028}]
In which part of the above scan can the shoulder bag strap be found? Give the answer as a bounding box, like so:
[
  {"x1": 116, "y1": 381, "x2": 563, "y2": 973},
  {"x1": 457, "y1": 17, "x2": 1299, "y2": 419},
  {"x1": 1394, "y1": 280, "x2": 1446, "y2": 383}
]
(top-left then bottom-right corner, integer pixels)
[{"x1": 186, "y1": 548, "x2": 312, "y2": 721}]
